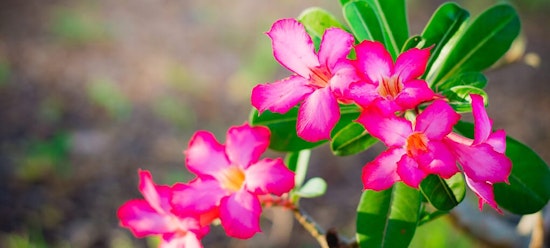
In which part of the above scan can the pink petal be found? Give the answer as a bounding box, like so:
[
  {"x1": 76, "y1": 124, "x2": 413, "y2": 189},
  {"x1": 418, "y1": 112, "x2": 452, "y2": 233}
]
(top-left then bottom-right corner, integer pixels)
[
  {"x1": 415, "y1": 100, "x2": 460, "y2": 140},
  {"x1": 397, "y1": 155, "x2": 428, "y2": 188},
  {"x1": 185, "y1": 131, "x2": 230, "y2": 178},
  {"x1": 329, "y1": 61, "x2": 361, "y2": 99},
  {"x1": 251, "y1": 75, "x2": 314, "y2": 114},
  {"x1": 465, "y1": 175, "x2": 502, "y2": 213},
  {"x1": 118, "y1": 199, "x2": 174, "y2": 237},
  {"x1": 347, "y1": 81, "x2": 379, "y2": 107},
  {"x1": 487, "y1": 130, "x2": 507, "y2": 154},
  {"x1": 417, "y1": 141, "x2": 459, "y2": 178},
  {"x1": 171, "y1": 180, "x2": 224, "y2": 219},
  {"x1": 447, "y1": 141, "x2": 512, "y2": 183},
  {"x1": 394, "y1": 79, "x2": 435, "y2": 110},
  {"x1": 471, "y1": 94, "x2": 492, "y2": 144},
  {"x1": 244, "y1": 158, "x2": 295, "y2": 196},
  {"x1": 354, "y1": 40, "x2": 393, "y2": 84},
  {"x1": 362, "y1": 148, "x2": 403, "y2": 191},
  {"x1": 138, "y1": 169, "x2": 171, "y2": 214},
  {"x1": 267, "y1": 19, "x2": 319, "y2": 78},
  {"x1": 297, "y1": 87, "x2": 339, "y2": 142},
  {"x1": 356, "y1": 105, "x2": 411, "y2": 147},
  {"x1": 394, "y1": 47, "x2": 430, "y2": 82},
  {"x1": 160, "y1": 232, "x2": 204, "y2": 248},
  {"x1": 318, "y1": 28, "x2": 354, "y2": 70},
  {"x1": 226, "y1": 123, "x2": 270, "y2": 169},
  {"x1": 219, "y1": 190, "x2": 262, "y2": 239}
]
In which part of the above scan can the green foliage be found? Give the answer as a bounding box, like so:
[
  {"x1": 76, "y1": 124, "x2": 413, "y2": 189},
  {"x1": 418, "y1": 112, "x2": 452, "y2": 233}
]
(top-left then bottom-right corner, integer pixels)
[
  {"x1": 342, "y1": 1, "x2": 384, "y2": 43},
  {"x1": 298, "y1": 7, "x2": 347, "y2": 49},
  {"x1": 356, "y1": 183, "x2": 421, "y2": 248},
  {"x1": 441, "y1": 85, "x2": 488, "y2": 113},
  {"x1": 363, "y1": 0, "x2": 409, "y2": 59},
  {"x1": 17, "y1": 133, "x2": 71, "y2": 181},
  {"x1": 420, "y1": 174, "x2": 465, "y2": 211},
  {"x1": 87, "y1": 77, "x2": 132, "y2": 119},
  {"x1": 50, "y1": 7, "x2": 110, "y2": 45},
  {"x1": 296, "y1": 177, "x2": 328, "y2": 198},
  {"x1": 330, "y1": 122, "x2": 378, "y2": 156}
]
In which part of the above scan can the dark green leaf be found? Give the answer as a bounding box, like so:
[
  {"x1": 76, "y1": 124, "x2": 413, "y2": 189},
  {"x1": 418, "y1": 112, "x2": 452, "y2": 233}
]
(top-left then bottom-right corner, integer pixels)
[
  {"x1": 429, "y1": 4, "x2": 520, "y2": 85},
  {"x1": 454, "y1": 121, "x2": 550, "y2": 214},
  {"x1": 356, "y1": 183, "x2": 421, "y2": 248},
  {"x1": 250, "y1": 108, "x2": 325, "y2": 151},
  {"x1": 436, "y1": 71, "x2": 487, "y2": 91},
  {"x1": 342, "y1": 1, "x2": 384, "y2": 43},
  {"x1": 401, "y1": 35, "x2": 424, "y2": 52},
  {"x1": 440, "y1": 85, "x2": 487, "y2": 113},
  {"x1": 420, "y1": 3, "x2": 470, "y2": 85},
  {"x1": 364, "y1": 0, "x2": 409, "y2": 59},
  {"x1": 284, "y1": 150, "x2": 311, "y2": 188},
  {"x1": 331, "y1": 122, "x2": 378, "y2": 156},
  {"x1": 340, "y1": 0, "x2": 352, "y2": 6},
  {"x1": 420, "y1": 173, "x2": 466, "y2": 211},
  {"x1": 298, "y1": 7, "x2": 347, "y2": 49}
]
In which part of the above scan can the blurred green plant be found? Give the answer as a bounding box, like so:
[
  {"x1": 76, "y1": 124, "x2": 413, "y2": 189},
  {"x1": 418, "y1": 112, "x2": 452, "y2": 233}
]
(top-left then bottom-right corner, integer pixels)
[
  {"x1": 87, "y1": 77, "x2": 132, "y2": 120},
  {"x1": 49, "y1": 6, "x2": 110, "y2": 45},
  {"x1": 16, "y1": 132, "x2": 71, "y2": 181},
  {"x1": 0, "y1": 57, "x2": 10, "y2": 87}
]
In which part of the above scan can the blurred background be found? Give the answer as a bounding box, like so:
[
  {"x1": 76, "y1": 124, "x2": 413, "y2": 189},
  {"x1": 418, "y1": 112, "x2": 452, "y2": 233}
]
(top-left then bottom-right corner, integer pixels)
[{"x1": 0, "y1": 0, "x2": 548, "y2": 247}]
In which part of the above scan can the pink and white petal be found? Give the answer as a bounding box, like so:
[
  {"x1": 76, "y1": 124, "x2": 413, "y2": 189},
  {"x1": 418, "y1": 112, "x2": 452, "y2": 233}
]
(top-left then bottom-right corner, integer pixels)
[
  {"x1": 118, "y1": 199, "x2": 174, "y2": 237},
  {"x1": 138, "y1": 169, "x2": 171, "y2": 214},
  {"x1": 347, "y1": 81, "x2": 379, "y2": 107},
  {"x1": 160, "y1": 232, "x2": 204, "y2": 248},
  {"x1": 245, "y1": 158, "x2": 295, "y2": 196},
  {"x1": 356, "y1": 105, "x2": 411, "y2": 147},
  {"x1": 171, "y1": 180, "x2": 225, "y2": 218},
  {"x1": 397, "y1": 155, "x2": 428, "y2": 188},
  {"x1": 418, "y1": 141, "x2": 459, "y2": 178},
  {"x1": 465, "y1": 176, "x2": 502, "y2": 213},
  {"x1": 415, "y1": 100, "x2": 460, "y2": 140},
  {"x1": 220, "y1": 190, "x2": 262, "y2": 239},
  {"x1": 394, "y1": 47, "x2": 430, "y2": 82},
  {"x1": 395, "y1": 79, "x2": 435, "y2": 110},
  {"x1": 226, "y1": 124, "x2": 270, "y2": 169},
  {"x1": 471, "y1": 94, "x2": 492, "y2": 144},
  {"x1": 267, "y1": 19, "x2": 319, "y2": 78},
  {"x1": 487, "y1": 130, "x2": 507, "y2": 154},
  {"x1": 318, "y1": 28, "x2": 354, "y2": 70},
  {"x1": 185, "y1": 131, "x2": 230, "y2": 178},
  {"x1": 251, "y1": 76, "x2": 314, "y2": 113},
  {"x1": 448, "y1": 142, "x2": 511, "y2": 183},
  {"x1": 297, "y1": 87, "x2": 340, "y2": 142},
  {"x1": 329, "y1": 61, "x2": 361, "y2": 99},
  {"x1": 354, "y1": 40, "x2": 393, "y2": 83},
  {"x1": 362, "y1": 148, "x2": 403, "y2": 191}
]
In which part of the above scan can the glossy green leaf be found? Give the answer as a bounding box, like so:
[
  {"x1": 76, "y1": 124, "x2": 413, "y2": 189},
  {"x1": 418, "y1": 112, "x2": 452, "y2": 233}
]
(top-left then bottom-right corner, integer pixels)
[
  {"x1": 340, "y1": 0, "x2": 352, "y2": 6},
  {"x1": 285, "y1": 149, "x2": 311, "y2": 188},
  {"x1": 436, "y1": 71, "x2": 487, "y2": 91},
  {"x1": 401, "y1": 35, "x2": 424, "y2": 52},
  {"x1": 454, "y1": 121, "x2": 550, "y2": 214},
  {"x1": 298, "y1": 7, "x2": 347, "y2": 49},
  {"x1": 356, "y1": 183, "x2": 421, "y2": 248},
  {"x1": 342, "y1": 1, "x2": 384, "y2": 43},
  {"x1": 296, "y1": 177, "x2": 327, "y2": 198},
  {"x1": 421, "y1": 3, "x2": 470, "y2": 85},
  {"x1": 331, "y1": 122, "x2": 378, "y2": 156},
  {"x1": 440, "y1": 85, "x2": 487, "y2": 113},
  {"x1": 430, "y1": 4, "x2": 520, "y2": 85},
  {"x1": 364, "y1": 0, "x2": 409, "y2": 59},
  {"x1": 420, "y1": 173, "x2": 466, "y2": 211},
  {"x1": 250, "y1": 107, "x2": 325, "y2": 151}
]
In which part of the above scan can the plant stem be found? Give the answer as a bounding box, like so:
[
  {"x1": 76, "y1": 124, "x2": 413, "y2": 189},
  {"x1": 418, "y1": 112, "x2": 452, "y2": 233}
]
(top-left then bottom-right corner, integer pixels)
[{"x1": 292, "y1": 207, "x2": 329, "y2": 248}]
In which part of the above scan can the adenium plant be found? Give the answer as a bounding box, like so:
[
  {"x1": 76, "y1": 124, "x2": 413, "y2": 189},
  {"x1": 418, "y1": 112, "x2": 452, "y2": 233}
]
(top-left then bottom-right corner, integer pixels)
[{"x1": 118, "y1": 1, "x2": 550, "y2": 247}]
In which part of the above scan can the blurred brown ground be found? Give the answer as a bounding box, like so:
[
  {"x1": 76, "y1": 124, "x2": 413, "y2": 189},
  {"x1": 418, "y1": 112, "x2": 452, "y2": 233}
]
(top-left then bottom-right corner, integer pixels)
[{"x1": 0, "y1": 0, "x2": 548, "y2": 247}]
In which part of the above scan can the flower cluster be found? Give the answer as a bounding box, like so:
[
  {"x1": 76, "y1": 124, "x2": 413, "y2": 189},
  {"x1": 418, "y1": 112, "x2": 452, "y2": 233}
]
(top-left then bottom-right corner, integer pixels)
[
  {"x1": 251, "y1": 19, "x2": 511, "y2": 211},
  {"x1": 117, "y1": 123, "x2": 295, "y2": 247}
]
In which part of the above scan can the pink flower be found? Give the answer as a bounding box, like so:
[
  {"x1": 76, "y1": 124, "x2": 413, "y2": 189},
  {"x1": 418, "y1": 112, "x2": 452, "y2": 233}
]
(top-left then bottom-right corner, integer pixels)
[
  {"x1": 172, "y1": 123, "x2": 295, "y2": 239},
  {"x1": 251, "y1": 18, "x2": 359, "y2": 142},
  {"x1": 349, "y1": 41, "x2": 436, "y2": 114},
  {"x1": 117, "y1": 170, "x2": 208, "y2": 248},
  {"x1": 357, "y1": 100, "x2": 460, "y2": 190},
  {"x1": 444, "y1": 94, "x2": 512, "y2": 212}
]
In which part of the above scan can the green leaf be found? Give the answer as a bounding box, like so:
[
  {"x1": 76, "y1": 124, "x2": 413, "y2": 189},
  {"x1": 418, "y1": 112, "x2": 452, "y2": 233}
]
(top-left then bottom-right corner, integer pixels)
[
  {"x1": 421, "y1": 3, "x2": 470, "y2": 84},
  {"x1": 285, "y1": 150, "x2": 312, "y2": 189},
  {"x1": 430, "y1": 4, "x2": 520, "y2": 85},
  {"x1": 250, "y1": 108, "x2": 325, "y2": 151},
  {"x1": 364, "y1": 0, "x2": 409, "y2": 59},
  {"x1": 331, "y1": 122, "x2": 378, "y2": 156},
  {"x1": 436, "y1": 71, "x2": 487, "y2": 91},
  {"x1": 296, "y1": 177, "x2": 327, "y2": 198},
  {"x1": 420, "y1": 173, "x2": 466, "y2": 211},
  {"x1": 440, "y1": 85, "x2": 487, "y2": 113},
  {"x1": 298, "y1": 7, "x2": 347, "y2": 49},
  {"x1": 454, "y1": 122, "x2": 550, "y2": 214},
  {"x1": 356, "y1": 183, "x2": 421, "y2": 248},
  {"x1": 401, "y1": 35, "x2": 424, "y2": 52},
  {"x1": 342, "y1": 1, "x2": 384, "y2": 43},
  {"x1": 340, "y1": 0, "x2": 352, "y2": 6}
]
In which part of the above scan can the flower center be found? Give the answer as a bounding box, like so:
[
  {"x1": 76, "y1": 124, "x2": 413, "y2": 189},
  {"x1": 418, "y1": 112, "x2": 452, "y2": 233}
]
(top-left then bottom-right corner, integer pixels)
[
  {"x1": 378, "y1": 75, "x2": 403, "y2": 99},
  {"x1": 219, "y1": 166, "x2": 246, "y2": 192},
  {"x1": 406, "y1": 132, "x2": 429, "y2": 157},
  {"x1": 309, "y1": 67, "x2": 331, "y2": 88}
]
